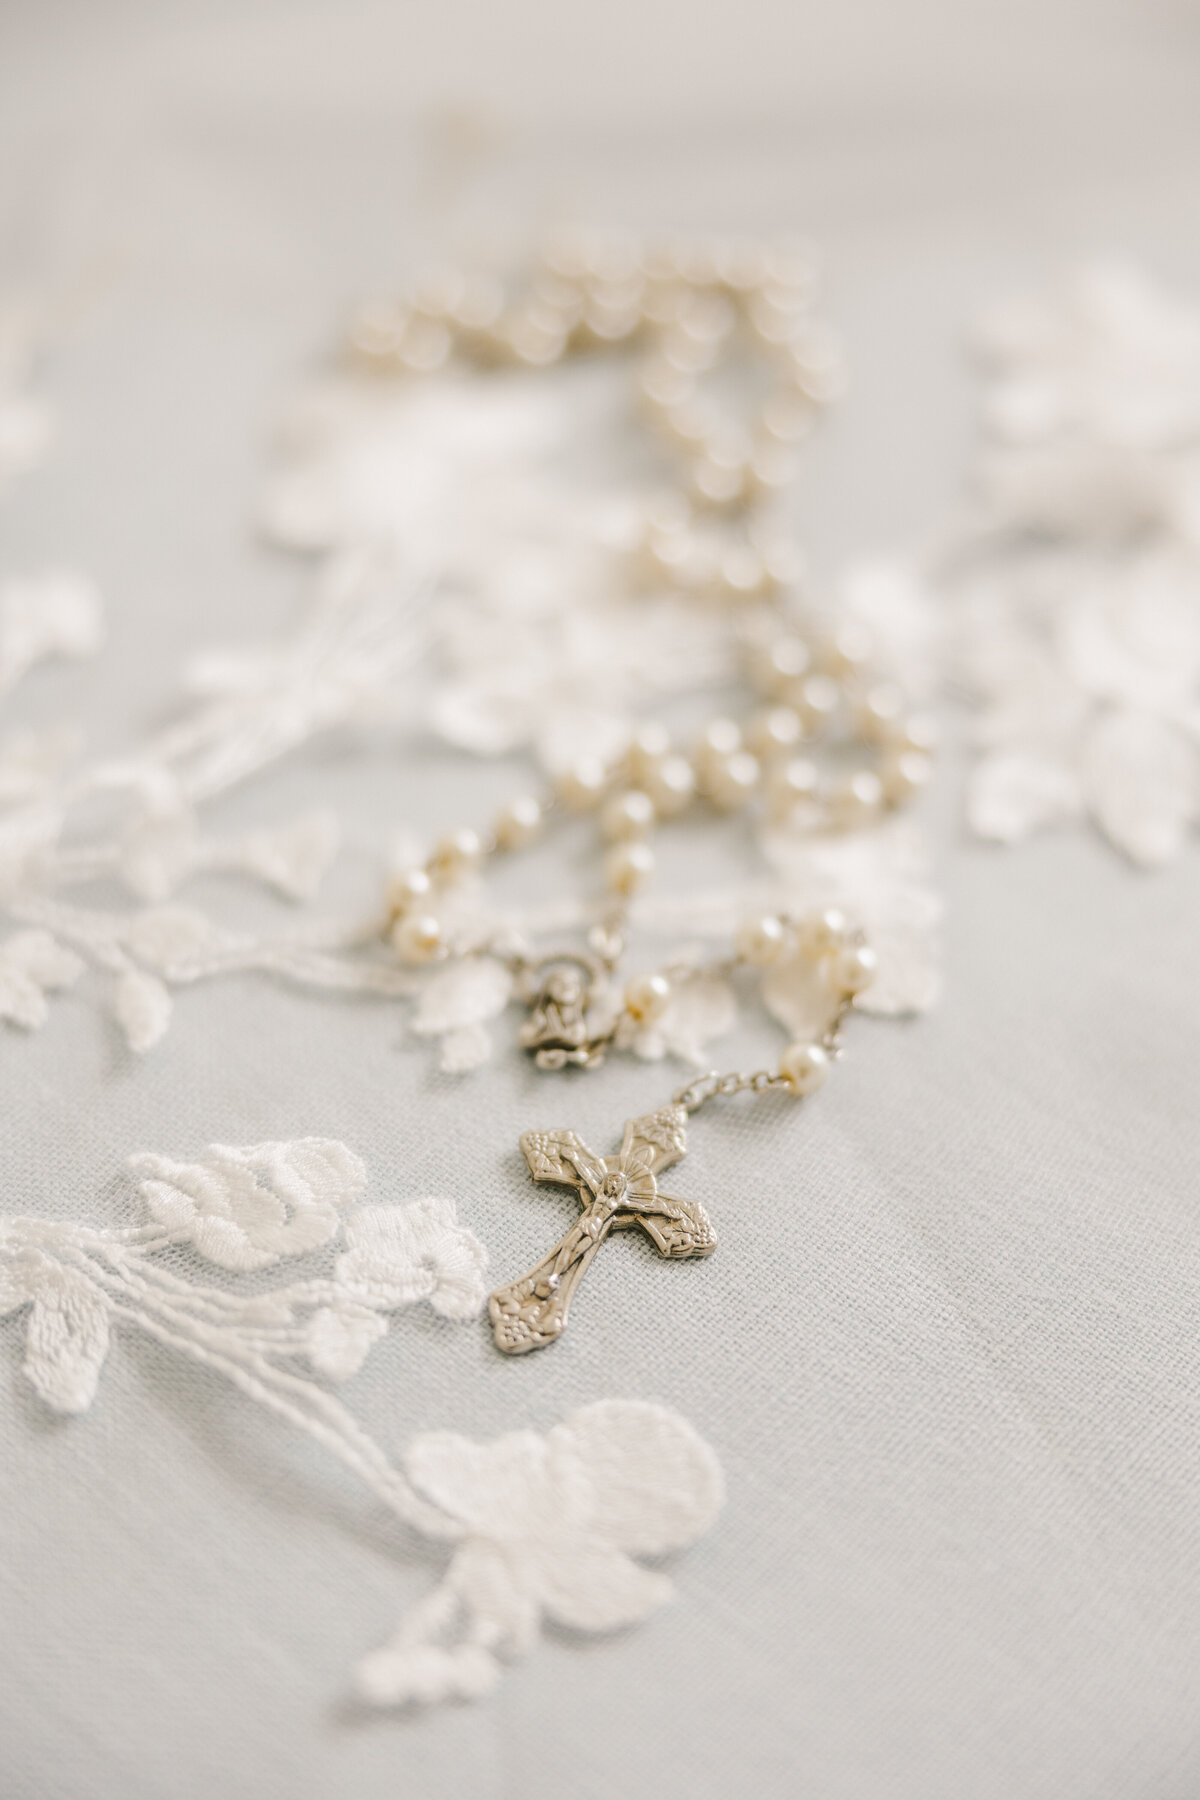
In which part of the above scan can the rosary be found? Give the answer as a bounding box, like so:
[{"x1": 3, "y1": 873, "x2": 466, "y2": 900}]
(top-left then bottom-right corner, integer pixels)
[{"x1": 349, "y1": 232, "x2": 934, "y2": 1354}]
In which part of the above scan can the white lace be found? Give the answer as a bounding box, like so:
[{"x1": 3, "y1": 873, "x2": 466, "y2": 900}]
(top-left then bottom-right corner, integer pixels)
[
  {"x1": 956, "y1": 264, "x2": 1200, "y2": 865},
  {"x1": 0, "y1": 1135, "x2": 721, "y2": 1703}
]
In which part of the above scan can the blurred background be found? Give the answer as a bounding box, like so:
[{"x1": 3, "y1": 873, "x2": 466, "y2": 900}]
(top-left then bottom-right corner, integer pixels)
[{"x1": 4, "y1": 0, "x2": 1200, "y2": 677}]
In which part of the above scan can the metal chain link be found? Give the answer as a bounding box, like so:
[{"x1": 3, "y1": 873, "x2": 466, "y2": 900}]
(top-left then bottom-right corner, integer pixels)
[
  {"x1": 671, "y1": 990, "x2": 859, "y2": 1113},
  {"x1": 671, "y1": 1066, "x2": 793, "y2": 1113}
]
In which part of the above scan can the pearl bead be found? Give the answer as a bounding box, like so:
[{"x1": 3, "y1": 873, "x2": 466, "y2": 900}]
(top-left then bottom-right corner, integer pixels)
[
  {"x1": 881, "y1": 749, "x2": 934, "y2": 804},
  {"x1": 624, "y1": 972, "x2": 672, "y2": 1023},
  {"x1": 451, "y1": 278, "x2": 505, "y2": 334},
  {"x1": 494, "y1": 795, "x2": 544, "y2": 850},
  {"x1": 753, "y1": 635, "x2": 811, "y2": 696},
  {"x1": 858, "y1": 682, "x2": 907, "y2": 740},
  {"x1": 605, "y1": 841, "x2": 655, "y2": 896},
  {"x1": 627, "y1": 722, "x2": 672, "y2": 782},
  {"x1": 557, "y1": 758, "x2": 611, "y2": 810},
  {"x1": 736, "y1": 914, "x2": 787, "y2": 965},
  {"x1": 832, "y1": 769, "x2": 884, "y2": 825},
  {"x1": 706, "y1": 749, "x2": 760, "y2": 810},
  {"x1": 645, "y1": 754, "x2": 696, "y2": 817},
  {"x1": 391, "y1": 913, "x2": 443, "y2": 964},
  {"x1": 758, "y1": 392, "x2": 814, "y2": 445},
  {"x1": 581, "y1": 297, "x2": 641, "y2": 345},
  {"x1": 747, "y1": 706, "x2": 804, "y2": 758},
  {"x1": 717, "y1": 545, "x2": 766, "y2": 599},
  {"x1": 795, "y1": 673, "x2": 840, "y2": 733},
  {"x1": 697, "y1": 717, "x2": 742, "y2": 769},
  {"x1": 349, "y1": 300, "x2": 408, "y2": 361},
  {"x1": 637, "y1": 359, "x2": 695, "y2": 413},
  {"x1": 664, "y1": 398, "x2": 720, "y2": 452},
  {"x1": 747, "y1": 444, "x2": 799, "y2": 495},
  {"x1": 780, "y1": 1041, "x2": 829, "y2": 1095},
  {"x1": 830, "y1": 943, "x2": 878, "y2": 995},
  {"x1": 399, "y1": 320, "x2": 452, "y2": 373},
  {"x1": 891, "y1": 714, "x2": 939, "y2": 757},
  {"x1": 757, "y1": 538, "x2": 806, "y2": 591},
  {"x1": 428, "y1": 827, "x2": 483, "y2": 885},
  {"x1": 412, "y1": 270, "x2": 465, "y2": 318},
  {"x1": 507, "y1": 313, "x2": 568, "y2": 366},
  {"x1": 602, "y1": 789, "x2": 656, "y2": 841},
  {"x1": 766, "y1": 755, "x2": 820, "y2": 820},
  {"x1": 820, "y1": 623, "x2": 874, "y2": 675},
  {"x1": 804, "y1": 908, "x2": 849, "y2": 953},
  {"x1": 386, "y1": 866, "x2": 433, "y2": 916}
]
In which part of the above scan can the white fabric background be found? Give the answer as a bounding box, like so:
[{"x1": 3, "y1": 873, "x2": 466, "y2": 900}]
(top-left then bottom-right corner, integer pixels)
[{"x1": 2, "y1": 3, "x2": 1200, "y2": 1795}]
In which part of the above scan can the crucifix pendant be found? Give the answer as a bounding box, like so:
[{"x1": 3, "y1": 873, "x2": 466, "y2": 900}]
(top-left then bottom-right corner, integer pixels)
[{"x1": 488, "y1": 1105, "x2": 717, "y2": 1354}]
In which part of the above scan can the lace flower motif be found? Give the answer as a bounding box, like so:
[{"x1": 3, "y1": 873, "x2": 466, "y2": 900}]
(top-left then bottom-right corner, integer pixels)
[
  {"x1": 1, "y1": 1155, "x2": 718, "y2": 1706},
  {"x1": 130, "y1": 1138, "x2": 368, "y2": 1271},
  {"x1": 961, "y1": 544, "x2": 1200, "y2": 865},
  {"x1": 409, "y1": 954, "x2": 514, "y2": 1072},
  {"x1": 759, "y1": 819, "x2": 942, "y2": 1016},
  {"x1": 971, "y1": 263, "x2": 1200, "y2": 541},
  {"x1": 0, "y1": 1139, "x2": 489, "y2": 1413},
  {"x1": 357, "y1": 1398, "x2": 725, "y2": 1706}
]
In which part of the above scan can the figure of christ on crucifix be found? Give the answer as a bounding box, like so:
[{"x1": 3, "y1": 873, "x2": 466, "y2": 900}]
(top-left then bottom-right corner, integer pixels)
[{"x1": 488, "y1": 1105, "x2": 718, "y2": 1354}]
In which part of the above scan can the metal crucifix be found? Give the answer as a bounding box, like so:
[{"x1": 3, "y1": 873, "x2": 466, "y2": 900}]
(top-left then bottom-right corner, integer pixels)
[{"x1": 488, "y1": 1105, "x2": 717, "y2": 1354}]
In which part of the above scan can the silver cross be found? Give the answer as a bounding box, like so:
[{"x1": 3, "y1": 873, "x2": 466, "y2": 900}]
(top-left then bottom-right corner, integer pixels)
[{"x1": 488, "y1": 1105, "x2": 717, "y2": 1354}]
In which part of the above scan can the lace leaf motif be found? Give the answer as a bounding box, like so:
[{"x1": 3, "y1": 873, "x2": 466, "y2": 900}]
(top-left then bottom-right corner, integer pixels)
[{"x1": 0, "y1": 1140, "x2": 721, "y2": 1707}]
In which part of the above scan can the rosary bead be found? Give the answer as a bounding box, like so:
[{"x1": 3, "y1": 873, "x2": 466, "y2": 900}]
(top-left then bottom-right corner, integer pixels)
[
  {"x1": 857, "y1": 682, "x2": 907, "y2": 741},
  {"x1": 450, "y1": 278, "x2": 505, "y2": 335},
  {"x1": 820, "y1": 622, "x2": 875, "y2": 677},
  {"x1": 399, "y1": 319, "x2": 453, "y2": 373},
  {"x1": 429, "y1": 827, "x2": 484, "y2": 885},
  {"x1": 581, "y1": 296, "x2": 642, "y2": 346},
  {"x1": 717, "y1": 545, "x2": 766, "y2": 598},
  {"x1": 627, "y1": 721, "x2": 672, "y2": 782},
  {"x1": 602, "y1": 789, "x2": 656, "y2": 841},
  {"x1": 690, "y1": 449, "x2": 748, "y2": 508},
  {"x1": 758, "y1": 391, "x2": 814, "y2": 445},
  {"x1": 891, "y1": 713, "x2": 939, "y2": 757},
  {"x1": 795, "y1": 673, "x2": 841, "y2": 733},
  {"x1": 805, "y1": 907, "x2": 849, "y2": 953},
  {"x1": 747, "y1": 706, "x2": 804, "y2": 758},
  {"x1": 780, "y1": 1040, "x2": 830, "y2": 1095},
  {"x1": 880, "y1": 749, "x2": 933, "y2": 804},
  {"x1": 624, "y1": 971, "x2": 672, "y2": 1023},
  {"x1": 765, "y1": 755, "x2": 820, "y2": 820},
  {"x1": 757, "y1": 538, "x2": 806, "y2": 591},
  {"x1": 507, "y1": 312, "x2": 569, "y2": 366},
  {"x1": 753, "y1": 635, "x2": 811, "y2": 696},
  {"x1": 706, "y1": 749, "x2": 760, "y2": 810},
  {"x1": 736, "y1": 914, "x2": 787, "y2": 965},
  {"x1": 829, "y1": 943, "x2": 878, "y2": 995},
  {"x1": 605, "y1": 841, "x2": 655, "y2": 896},
  {"x1": 557, "y1": 758, "x2": 611, "y2": 810},
  {"x1": 663, "y1": 397, "x2": 720, "y2": 453},
  {"x1": 715, "y1": 238, "x2": 770, "y2": 292},
  {"x1": 411, "y1": 270, "x2": 466, "y2": 319},
  {"x1": 831, "y1": 768, "x2": 884, "y2": 825},
  {"x1": 494, "y1": 795, "x2": 544, "y2": 850},
  {"x1": 348, "y1": 299, "x2": 409, "y2": 363},
  {"x1": 644, "y1": 753, "x2": 696, "y2": 817},
  {"x1": 386, "y1": 866, "x2": 433, "y2": 915},
  {"x1": 637, "y1": 359, "x2": 695, "y2": 414},
  {"x1": 697, "y1": 717, "x2": 743, "y2": 768},
  {"x1": 391, "y1": 913, "x2": 443, "y2": 963},
  {"x1": 747, "y1": 443, "x2": 799, "y2": 495}
]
